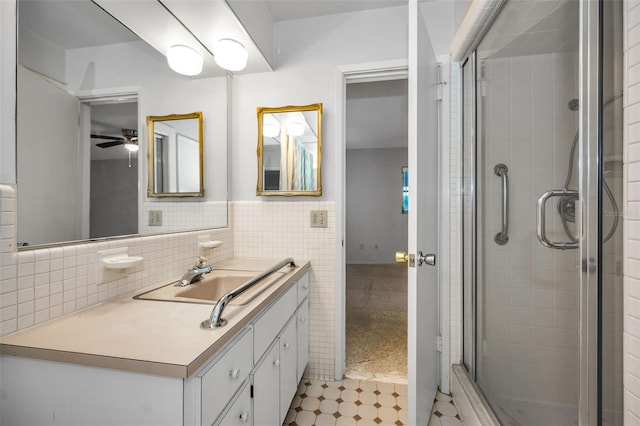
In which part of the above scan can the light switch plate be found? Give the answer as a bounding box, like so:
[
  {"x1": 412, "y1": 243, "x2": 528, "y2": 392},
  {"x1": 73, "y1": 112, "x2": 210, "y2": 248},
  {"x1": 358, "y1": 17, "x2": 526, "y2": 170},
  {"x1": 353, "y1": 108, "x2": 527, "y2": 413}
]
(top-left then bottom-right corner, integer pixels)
[
  {"x1": 149, "y1": 210, "x2": 163, "y2": 226},
  {"x1": 310, "y1": 210, "x2": 327, "y2": 228}
]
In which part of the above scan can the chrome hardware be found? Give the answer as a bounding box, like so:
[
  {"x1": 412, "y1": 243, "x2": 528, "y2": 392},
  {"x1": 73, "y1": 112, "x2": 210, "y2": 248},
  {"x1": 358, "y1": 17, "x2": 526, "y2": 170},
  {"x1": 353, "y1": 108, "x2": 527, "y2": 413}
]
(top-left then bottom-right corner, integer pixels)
[
  {"x1": 536, "y1": 189, "x2": 579, "y2": 250},
  {"x1": 177, "y1": 256, "x2": 212, "y2": 287},
  {"x1": 418, "y1": 252, "x2": 436, "y2": 266},
  {"x1": 201, "y1": 258, "x2": 296, "y2": 329},
  {"x1": 239, "y1": 412, "x2": 249, "y2": 423},
  {"x1": 229, "y1": 368, "x2": 240, "y2": 379},
  {"x1": 283, "y1": 342, "x2": 291, "y2": 349},
  {"x1": 494, "y1": 163, "x2": 509, "y2": 245},
  {"x1": 273, "y1": 359, "x2": 280, "y2": 367}
]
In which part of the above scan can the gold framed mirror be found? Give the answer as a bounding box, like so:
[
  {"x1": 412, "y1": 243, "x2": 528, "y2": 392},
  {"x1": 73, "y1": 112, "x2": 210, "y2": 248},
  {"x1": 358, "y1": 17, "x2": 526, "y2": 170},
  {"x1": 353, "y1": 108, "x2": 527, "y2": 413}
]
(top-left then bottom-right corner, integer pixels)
[
  {"x1": 257, "y1": 103, "x2": 323, "y2": 196},
  {"x1": 147, "y1": 112, "x2": 204, "y2": 197}
]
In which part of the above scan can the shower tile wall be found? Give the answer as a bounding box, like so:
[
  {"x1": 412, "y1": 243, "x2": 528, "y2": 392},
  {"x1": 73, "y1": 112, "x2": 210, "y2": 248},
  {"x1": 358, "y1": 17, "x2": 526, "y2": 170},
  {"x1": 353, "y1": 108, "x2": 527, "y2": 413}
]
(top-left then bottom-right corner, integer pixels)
[
  {"x1": 479, "y1": 52, "x2": 580, "y2": 406},
  {"x1": 624, "y1": 0, "x2": 640, "y2": 422},
  {"x1": 233, "y1": 200, "x2": 336, "y2": 381},
  {"x1": 449, "y1": 65, "x2": 462, "y2": 367}
]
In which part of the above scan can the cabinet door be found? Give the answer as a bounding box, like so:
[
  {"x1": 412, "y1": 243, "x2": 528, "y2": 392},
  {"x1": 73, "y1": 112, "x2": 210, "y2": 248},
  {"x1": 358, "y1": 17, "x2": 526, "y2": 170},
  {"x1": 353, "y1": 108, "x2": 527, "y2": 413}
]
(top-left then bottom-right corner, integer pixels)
[
  {"x1": 279, "y1": 317, "x2": 298, "y2": 422},
  {"x1": 214, "y1": 382, "x2": 251, "y2": 426},
  {"x1": 251, "y1": 340, "x2": 280, "y2": 426},
  {"x1": 297, "y1": 299, "x2": 309, "y2": 382}
]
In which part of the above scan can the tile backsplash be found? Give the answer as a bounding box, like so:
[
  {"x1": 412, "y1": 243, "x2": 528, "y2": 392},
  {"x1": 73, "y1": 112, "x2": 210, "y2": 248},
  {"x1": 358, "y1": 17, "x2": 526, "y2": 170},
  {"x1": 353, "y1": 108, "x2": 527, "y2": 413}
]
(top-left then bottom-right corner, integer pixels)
[
  {"x1": 234, "y1": 200, "x2": 336, "y2": 380},
  {"x1": 0, "y1": 187, "x2": 335, "y2": 381},
  {"x1": 0, "y1": 184, "x2": 234, "y2": 335}
]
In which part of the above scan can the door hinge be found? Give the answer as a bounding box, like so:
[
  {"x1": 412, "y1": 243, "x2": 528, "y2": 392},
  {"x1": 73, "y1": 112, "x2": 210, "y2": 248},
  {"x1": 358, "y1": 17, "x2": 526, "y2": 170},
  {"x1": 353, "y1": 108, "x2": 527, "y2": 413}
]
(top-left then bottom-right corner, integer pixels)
[
  {"x1": 436, "y1": 63, "x2": 446, "y2": 101},
  {"x1": 436, "y1": 336, "x2": 443, "y2": 353},
  {"x1": 250, "y1": 385, "x2": 254, "y2": 398}
]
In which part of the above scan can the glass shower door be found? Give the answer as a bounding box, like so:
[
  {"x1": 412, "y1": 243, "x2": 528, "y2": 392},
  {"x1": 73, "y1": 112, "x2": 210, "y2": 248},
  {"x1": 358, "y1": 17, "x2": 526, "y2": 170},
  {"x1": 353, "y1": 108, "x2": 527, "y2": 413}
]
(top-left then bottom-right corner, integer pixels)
[{"x1": 475, "y1": 2, "x2": 582, "y2": 424}]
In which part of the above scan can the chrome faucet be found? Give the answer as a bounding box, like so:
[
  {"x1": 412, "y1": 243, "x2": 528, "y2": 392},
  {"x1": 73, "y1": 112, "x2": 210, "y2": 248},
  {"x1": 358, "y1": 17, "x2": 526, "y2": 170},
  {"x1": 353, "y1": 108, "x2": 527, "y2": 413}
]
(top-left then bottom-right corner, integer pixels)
[{"x1": 177, "y1": 257, "x2": 212, "y2": 287}]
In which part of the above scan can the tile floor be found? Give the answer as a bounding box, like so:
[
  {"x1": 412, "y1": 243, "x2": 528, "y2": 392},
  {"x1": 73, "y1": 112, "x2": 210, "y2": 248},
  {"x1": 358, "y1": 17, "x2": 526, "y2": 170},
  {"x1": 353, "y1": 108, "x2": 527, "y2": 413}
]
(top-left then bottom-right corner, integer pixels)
[{"x1": 282, "y1": 378, "x2": 463, "y2": 426}]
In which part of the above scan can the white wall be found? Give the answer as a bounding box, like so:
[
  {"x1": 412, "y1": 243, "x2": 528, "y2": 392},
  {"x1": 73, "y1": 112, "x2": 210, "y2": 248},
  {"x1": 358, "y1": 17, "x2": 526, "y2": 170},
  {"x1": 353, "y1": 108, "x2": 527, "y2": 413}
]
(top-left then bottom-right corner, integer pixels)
[
  {"x1": 230, "y1": 6, "x2": 410, "y2": 380},
  {"x1": 231, "y1": 5, "x2": 409, "y2": 201},
  {"x1": 346, "y1": 148, "x2": 408, "y2": 264},
  {"x1": 0, "y1": 0, "x2": 16, "y2": 184}
]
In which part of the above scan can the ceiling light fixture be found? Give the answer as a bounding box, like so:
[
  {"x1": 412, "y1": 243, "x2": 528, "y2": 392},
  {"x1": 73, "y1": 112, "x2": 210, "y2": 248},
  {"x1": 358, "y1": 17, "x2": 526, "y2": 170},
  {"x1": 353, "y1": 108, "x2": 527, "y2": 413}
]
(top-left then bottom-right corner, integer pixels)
[
  {"x1": 124, "y1": 141, "x2": 139, "y2": 152},
  {"x1": 167, "y1": 45, "x2": 203, "y2": 76},
  {"x1": 213, "y1": 39, "x2": 248, "y2": 72},
  {"x1": 287, "y1": 122, "x2": 305, "y2": 137},
  {"x1": 263, "y1": 123, "x2": 280, "y2": 138}
]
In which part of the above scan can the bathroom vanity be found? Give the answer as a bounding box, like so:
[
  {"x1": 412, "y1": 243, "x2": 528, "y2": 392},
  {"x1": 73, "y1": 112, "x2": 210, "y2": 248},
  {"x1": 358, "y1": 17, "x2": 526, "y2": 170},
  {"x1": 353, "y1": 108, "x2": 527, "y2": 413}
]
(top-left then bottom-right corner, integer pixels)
[{"x1": 0, "y1": 258, "x2": 310, "y2": 426}]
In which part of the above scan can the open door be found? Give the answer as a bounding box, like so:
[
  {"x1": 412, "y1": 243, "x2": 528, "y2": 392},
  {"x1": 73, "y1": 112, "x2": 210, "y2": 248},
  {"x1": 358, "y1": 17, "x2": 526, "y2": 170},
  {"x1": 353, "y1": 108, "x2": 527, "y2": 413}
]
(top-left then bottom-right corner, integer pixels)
[{"x1": 407, "y1": 0, "x2": 439, "y2": 424}]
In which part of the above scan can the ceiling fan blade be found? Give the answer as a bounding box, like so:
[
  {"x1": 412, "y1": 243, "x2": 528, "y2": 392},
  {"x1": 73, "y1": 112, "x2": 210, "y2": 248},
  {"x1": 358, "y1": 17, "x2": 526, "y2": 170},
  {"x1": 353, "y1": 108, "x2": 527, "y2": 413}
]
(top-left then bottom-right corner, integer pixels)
[
  {"x1": 91, "y1": 134, "x2": 124, "y2": 141},
  {"x1": 96, "y1": 141, "x2": 125, "y2": 148}
]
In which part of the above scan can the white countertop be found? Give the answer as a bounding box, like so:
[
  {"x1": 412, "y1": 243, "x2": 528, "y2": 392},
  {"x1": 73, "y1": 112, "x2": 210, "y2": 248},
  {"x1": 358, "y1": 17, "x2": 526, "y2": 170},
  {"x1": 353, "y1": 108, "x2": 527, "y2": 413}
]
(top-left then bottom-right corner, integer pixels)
[{"x1": 0, "y1": 258, "x2": 310, "y2": 378}]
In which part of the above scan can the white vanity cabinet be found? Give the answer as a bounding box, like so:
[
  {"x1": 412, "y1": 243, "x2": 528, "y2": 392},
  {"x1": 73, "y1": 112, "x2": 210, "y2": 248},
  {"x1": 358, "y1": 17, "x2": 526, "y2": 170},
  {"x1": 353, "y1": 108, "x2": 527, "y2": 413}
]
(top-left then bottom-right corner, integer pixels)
[
  {"x1": 0, "y1": 269, "x2": 310, "y2": 426},
  {"x1": 190, "y1": 270, "x2": 310, "y2": 426}
]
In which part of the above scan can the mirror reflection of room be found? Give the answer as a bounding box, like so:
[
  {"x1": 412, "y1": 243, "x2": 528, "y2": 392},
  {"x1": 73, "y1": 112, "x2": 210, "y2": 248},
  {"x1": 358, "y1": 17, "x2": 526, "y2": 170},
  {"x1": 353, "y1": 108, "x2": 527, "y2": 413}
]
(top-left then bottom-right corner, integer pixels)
[
  {"x1": 147, "y1": 112, "x2": 203, "y2": 197},
  {"x1": 257, "y1": 103, "x2": 322, "y2": 196},
  {"x1": 15, "y1": 0, "x2": 228, "y2": 247}
]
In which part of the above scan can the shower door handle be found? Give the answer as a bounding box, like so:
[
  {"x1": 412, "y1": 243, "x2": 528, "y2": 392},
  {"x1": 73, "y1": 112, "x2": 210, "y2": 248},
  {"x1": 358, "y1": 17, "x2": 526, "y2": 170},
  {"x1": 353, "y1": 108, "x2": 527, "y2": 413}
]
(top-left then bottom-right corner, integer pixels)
[
  {"x1": 536, "y1": 189, "x2": 579, "y2": 250},
  {"x1": 494, "y1": 164, "x2": 509, "y2": 245}
]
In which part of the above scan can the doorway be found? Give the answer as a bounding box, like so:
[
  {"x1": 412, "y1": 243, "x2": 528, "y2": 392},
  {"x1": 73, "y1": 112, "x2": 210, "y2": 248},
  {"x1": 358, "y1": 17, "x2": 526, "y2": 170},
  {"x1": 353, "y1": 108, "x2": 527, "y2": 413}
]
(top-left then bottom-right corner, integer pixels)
[{"x1": 345, "y1": 78, "x2": 409, "y2": 383}]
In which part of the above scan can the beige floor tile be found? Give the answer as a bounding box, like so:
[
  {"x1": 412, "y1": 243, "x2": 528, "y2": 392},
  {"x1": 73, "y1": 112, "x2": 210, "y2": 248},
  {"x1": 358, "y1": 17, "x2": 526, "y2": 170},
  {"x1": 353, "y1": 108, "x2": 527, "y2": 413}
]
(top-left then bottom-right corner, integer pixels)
[
  {"x1": 376, "y1": 382, "x2": 396, "y2": 394},
  {"x1": 359, "y1": 391, "x2": 377, "y2": 405},
  {"x1": 320, "y1": 399, "x2": 339, "y2": 414},
  {"x1": 336, "y1": 417, "x2": 358, "y2": 426},
  {"x1": 341, "y1": 389, "x2": 359, "y2": 402},
  {"x1": 301, "y1": 396, "x2": 321, "y2": 411},
  {"x1": 338, "y1": 402, "x2": 359, "y2": 417},
  {"x1": 294, "y1": 410, "x2": 316, "y2": 426},
  {"x1": 433, "y1": 400, "x2": 458, "y2": 417},
  {"x1": 324, "y1": 386, "x2": 342, "y2": 400},
  {"x1": 316, "y1": 413, "x2": 338, "y2": 426},
  {"x1": 440, "y1": 416, "x2": 463, "y2": 426},
  {"x1": 377, "y1": 406, "x2": 399, "y2": 423},
  {"x1": 378, "y1": 393, "x2": 397, "y2": 407},
  {"x1": 357, "y1": 404, "x2": 378, "y2": 420},
  {"x1": 306, "y1": 384, "x2": 324, "y2": 397}
]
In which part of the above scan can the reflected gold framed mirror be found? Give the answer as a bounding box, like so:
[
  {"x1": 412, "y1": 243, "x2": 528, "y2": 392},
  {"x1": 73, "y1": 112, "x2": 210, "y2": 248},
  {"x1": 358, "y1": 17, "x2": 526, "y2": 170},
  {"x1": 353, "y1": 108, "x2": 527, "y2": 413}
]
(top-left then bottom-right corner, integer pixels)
[
  {"x1": 257, "y1": 103, "x2": 323, "y2": 196},
  {"x1": 147, "y1": 112, "x2": 204, "y2": 197}
]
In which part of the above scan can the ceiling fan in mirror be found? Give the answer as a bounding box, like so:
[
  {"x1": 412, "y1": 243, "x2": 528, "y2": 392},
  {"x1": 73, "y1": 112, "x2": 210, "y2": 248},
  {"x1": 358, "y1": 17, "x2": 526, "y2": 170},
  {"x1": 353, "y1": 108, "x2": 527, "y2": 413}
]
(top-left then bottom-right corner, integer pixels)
[{"x1": 91, "y1": 129, "x2": 139, "y2": 152}]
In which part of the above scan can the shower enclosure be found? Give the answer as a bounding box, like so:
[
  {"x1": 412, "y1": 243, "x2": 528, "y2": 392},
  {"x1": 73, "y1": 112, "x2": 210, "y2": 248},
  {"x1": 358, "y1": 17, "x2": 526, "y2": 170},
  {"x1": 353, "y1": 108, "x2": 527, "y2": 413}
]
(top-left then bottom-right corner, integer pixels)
[{"x1": 461, "y1": 1, "x2": 623, "y2": 425}]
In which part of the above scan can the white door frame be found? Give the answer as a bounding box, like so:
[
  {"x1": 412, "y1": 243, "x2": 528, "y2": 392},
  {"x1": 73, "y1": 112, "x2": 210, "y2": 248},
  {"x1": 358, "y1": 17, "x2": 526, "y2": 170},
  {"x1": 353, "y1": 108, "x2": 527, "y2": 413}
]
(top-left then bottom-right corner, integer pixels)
[{"x1": 333, "y1": 58, "x2": 451, "y2": 391}]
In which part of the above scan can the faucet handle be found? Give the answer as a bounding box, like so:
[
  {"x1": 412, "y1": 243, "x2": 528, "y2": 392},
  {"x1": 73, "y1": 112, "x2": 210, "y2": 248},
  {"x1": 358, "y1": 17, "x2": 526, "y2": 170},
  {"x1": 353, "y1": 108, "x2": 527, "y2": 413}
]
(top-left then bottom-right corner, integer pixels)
[{"x1": 195, "y1": 256, "x2": 208, "y2": 268}]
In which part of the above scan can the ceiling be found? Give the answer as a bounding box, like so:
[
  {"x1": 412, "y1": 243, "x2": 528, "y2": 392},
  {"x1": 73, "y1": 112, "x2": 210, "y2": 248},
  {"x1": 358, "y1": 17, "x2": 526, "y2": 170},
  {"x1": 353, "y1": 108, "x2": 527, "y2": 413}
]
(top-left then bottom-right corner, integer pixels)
[
  {"x1": 264, "y1": 0, "x2": 407, "y2": 22},
  {"x1": 19, "y1": 0, "x2": 410, "y2": 157},
  {"x1": 346, "y1": 79, "x2": 408, "y2": 150}
]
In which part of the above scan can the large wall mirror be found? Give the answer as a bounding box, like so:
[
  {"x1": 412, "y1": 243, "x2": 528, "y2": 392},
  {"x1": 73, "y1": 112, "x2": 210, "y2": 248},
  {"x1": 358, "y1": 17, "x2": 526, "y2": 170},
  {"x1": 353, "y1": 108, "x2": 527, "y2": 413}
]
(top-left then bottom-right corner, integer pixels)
[
  {"x1": 147, "y1": 112, "x2": 204, "y2": 197},
  {"x1": 257, "y1": 103, "x2": 323, "y2": 196},
  {"x1": 15, "y1": 0, "x2": 228, "y2": 248}
]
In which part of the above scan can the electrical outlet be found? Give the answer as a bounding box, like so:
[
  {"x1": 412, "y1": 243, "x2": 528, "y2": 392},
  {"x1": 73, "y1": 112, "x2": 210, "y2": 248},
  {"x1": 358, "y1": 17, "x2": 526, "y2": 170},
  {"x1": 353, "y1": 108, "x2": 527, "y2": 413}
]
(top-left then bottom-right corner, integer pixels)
[
  {"x1": 310, "y1": 210, "x2": 328, "y2": 228},
  {"x1": 149, "y1": 210, "x2": 163, "y2": 226}
]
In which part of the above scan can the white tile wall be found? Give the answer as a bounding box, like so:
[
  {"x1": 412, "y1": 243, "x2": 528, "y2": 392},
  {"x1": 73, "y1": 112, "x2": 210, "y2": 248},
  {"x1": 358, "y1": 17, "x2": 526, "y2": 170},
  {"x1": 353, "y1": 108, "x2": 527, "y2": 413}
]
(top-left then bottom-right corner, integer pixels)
[
  {"x1": 449, "y1": 63, "x2": 463, "y2": 367},
  {"x1": 479, "y1": 52, "x2": 582, "y2": 405},
  {"x1": 625, "y1": 1, "x2": 640, "y2": 423},
  {"x1": 233, "y1": 200, "x2": 336, "y2": 380},
  {"x1": 0, "y1": 184, "x2": 234, "y2": 336},
  {"x1": 140, "y1": 200, "x2": 227, "y2": 234}
]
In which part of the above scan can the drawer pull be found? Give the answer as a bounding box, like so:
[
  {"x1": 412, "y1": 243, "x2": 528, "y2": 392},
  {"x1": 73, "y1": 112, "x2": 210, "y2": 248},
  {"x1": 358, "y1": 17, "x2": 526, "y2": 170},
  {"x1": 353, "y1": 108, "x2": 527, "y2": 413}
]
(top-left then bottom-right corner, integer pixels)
[
  {"x1": 299, "y1": 317, "x2": 306, "y2": 323},
  {"x1": 283, "y1": 342, "x2": 291, "y2": 349},
  {"x1": 229, "y1": 368, "x2": 241, "y2": 379},
  {"x1": 239, "y1": 412, "x2": 249, "y2": 423},
  {"x1": 302, "y1": 283, "x2": 308, "y2": 290},
  {"x1": 273, "y1": 359, "x2": 280, "y2": 367}
]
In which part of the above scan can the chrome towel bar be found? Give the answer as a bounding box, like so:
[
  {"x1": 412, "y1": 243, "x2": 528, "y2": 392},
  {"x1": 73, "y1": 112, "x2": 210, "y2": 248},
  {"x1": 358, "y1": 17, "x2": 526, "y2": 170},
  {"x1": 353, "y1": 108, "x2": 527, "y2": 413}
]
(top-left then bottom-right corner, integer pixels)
[{"x1": 201, "y1": 257, "x2": 296, "y2": 329}]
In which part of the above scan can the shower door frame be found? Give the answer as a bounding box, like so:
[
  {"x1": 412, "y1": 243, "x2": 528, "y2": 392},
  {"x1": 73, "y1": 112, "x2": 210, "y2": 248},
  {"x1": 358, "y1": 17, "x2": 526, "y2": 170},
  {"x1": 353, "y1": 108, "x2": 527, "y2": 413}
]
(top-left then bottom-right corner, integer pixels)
[
  {"x1": 459, "y1": 1, "x2": 604, "y2": 425},
  {"x1": 578, "y1": 0, "x2": 600, "y2": 423}
]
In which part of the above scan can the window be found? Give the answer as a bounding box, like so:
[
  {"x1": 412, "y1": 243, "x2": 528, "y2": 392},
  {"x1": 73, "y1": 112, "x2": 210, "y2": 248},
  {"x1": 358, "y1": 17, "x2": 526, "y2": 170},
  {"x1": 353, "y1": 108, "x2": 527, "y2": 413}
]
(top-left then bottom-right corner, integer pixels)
[{"x1": 402, "y1": 166, "x2": 409, "y2": 213}]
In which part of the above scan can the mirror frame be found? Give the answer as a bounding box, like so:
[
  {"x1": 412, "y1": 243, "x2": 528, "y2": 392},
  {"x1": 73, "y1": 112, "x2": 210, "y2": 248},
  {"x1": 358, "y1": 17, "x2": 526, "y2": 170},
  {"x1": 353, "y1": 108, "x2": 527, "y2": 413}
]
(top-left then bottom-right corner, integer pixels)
[
  {"x1": 147, "y1": 112, "x2": 204, "y2": 198},
  {"x1": 256, "y1": 103, "x2": 323, "y2": 196}
]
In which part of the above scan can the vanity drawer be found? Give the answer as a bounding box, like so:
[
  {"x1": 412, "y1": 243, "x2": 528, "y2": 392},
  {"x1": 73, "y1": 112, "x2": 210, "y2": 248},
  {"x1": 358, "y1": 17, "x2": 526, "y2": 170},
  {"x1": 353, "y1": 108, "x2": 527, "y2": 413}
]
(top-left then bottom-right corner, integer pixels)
[
  {"x1": 253, "y1": 283, "x2": 297, "y2": 362},
  {"x1": 297, "y1": 272, "x2": 310, "y2": 303},
  {"x1": 201, "y1": 328, "x2": 253, "y2": 426},
  {"x1": 214, "y1": 381, "x2": 251, "y2": 426}
]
